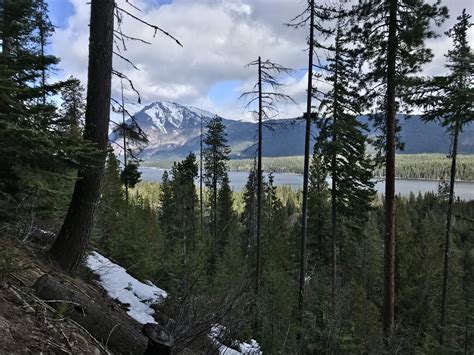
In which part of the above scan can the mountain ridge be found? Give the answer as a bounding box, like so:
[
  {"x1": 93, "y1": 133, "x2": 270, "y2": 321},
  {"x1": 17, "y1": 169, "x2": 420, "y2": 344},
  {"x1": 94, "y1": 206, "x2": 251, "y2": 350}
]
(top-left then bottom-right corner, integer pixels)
[{"x1": 111, "y1": 101, "x2": 474, "y2": 160}]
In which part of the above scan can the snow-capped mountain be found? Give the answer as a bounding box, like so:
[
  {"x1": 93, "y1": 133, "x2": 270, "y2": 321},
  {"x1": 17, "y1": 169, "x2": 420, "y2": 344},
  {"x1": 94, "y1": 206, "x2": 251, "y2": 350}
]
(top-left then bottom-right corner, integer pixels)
[
  {"x1": 129, "y1": 101, "x2": 214, "y2": 157},
  {"x1": 111, "y1": 101, "x2": 258, "y2": 160},
  {"x1": 110, "y1": 101, "x2": 474, "y2": 161}
]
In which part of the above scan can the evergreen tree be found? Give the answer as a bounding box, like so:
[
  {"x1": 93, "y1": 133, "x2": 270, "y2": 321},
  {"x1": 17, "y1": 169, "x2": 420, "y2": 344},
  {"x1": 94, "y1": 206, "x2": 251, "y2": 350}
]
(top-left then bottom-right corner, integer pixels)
[
  {"x1": 351, "y1": 0, "x2": 448, "y2": 339},
  {"x1": 112, "y1": 79, "x2": 148, "y2": 203},
  {"x1": 216, "y1": 174, "x2": 234, "y2": 252},
  {"x1": 158, "y1": 170, "x2": 174, "y2": 241},
  {"x1": 307, "y1": 147, "x2": 330, "y2": 269},
  {"x1": 171, "y1": 153, "x2": 199, "y2": 286},
  {"x1": 0, "y1": 0, "x2": 90, "y2": 223},
  {"x1": 410, "y1": 10, "x2": 473, "y2": 344},
  {"x1": 315, "y1": 15, "x2": 375, "y2": 312},
  {"x1": 93, "y1": 150, "x2": 125, "y2": 256},
  {"x1": 203, "y1": 115, "x2": 231, "y2": 246},
  {"x1": 59, "y1": 76, "x2": 85, "y2": 137},
  {"x1": 157, "y1": 155, "x2": 199, "y2": 291},
  {"x1": 241, "y1": 169, "x2": 257, "y2": 259},
  {"x1": 259, "y1": 174, "x2": 297, "y2": 352},
  {"x1": 287, "y1": 0, "x2": 333, "y2": 330}
]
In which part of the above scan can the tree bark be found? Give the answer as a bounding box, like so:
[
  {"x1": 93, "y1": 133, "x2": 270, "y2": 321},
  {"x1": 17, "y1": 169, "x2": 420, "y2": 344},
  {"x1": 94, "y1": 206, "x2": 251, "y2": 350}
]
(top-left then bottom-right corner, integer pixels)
[
  {"x1": 256, "y1": 56, "x2": 262, "y2": 296},
  {"x1": 121, "y1": 78, "x2": 129, "y2": 205},
  {"x1": 330, "y1": 25, "x2": 341, "y2": 316},
  {"x1": 51, "y1": 0, "x2": 115, "y2": 274},
  {"x1": 200, "y1": 113, "x2": 204, "y2": 236},
  {"x1": 213, "y1": 173, "x2": 217, "y2": 245},
  {"x1": 298, "y1": 0, "x2": 315, "y2": 336},
  {"x1": 440, "y1": 122, "x2": 459, "y2": 345},
  {"x1": 383, "y1": 0, "x2": 398, "y2": 341}
]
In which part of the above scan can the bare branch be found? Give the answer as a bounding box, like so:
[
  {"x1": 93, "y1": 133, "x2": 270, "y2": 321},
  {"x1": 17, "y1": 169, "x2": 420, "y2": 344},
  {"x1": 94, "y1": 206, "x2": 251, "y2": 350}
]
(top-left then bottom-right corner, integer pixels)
[
  {"x1": 113, "y1": 51, "x2": 140, "y2": 70},
  {"x1": 113, "y1": 30, "x2": 151, "y2": 45},
  {"x1": 116, "y1": 5, "x2": 183, "y2": 47}
]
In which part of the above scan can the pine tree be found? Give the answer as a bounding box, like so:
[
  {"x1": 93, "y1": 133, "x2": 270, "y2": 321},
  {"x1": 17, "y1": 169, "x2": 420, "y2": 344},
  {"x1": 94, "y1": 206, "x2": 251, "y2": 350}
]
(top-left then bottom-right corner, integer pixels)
[
  {"x1": 0, "y1": 0, "x2": 90, "y2": 222},
  {"x1": 50, "y1": 0, "x2": 115, "y2": 274},
  {"x1": 410, "y1": 10, "x2": 473, "y2": 344},
  {"x1": 93, "y1": 150, "x2": 125, "y2": 256},
  {"x1": 112, "y1": 79, "x2": 148, "y2": 203},
  {"x1": 314, "y1": 14, "x2": 375, "y2": 313},
  {"x1": 158, "y1": 170, "x2": 174, "y2": 241},
  {"x1": 203, "y1": 115, "x2": 231, "y2": 246},
  {"x1": 259, "y1": 174, "x2": 297, "y2": 352},
  {"x1": 171, "y1": 153, "x2": 199, "y2": 284},
  {"x1": 216, "y1": 174, "x2": 234, "y2": 252},
  {"x1": 307, "y1": 146, "x2": 330, "y2": 269},
  {"x1": 59, "y1": 76, "x2": 85, "y2": 137},
  {"x1": 351, "y1": 0, "x2": 448, "y2": 339},
  {"x1": 287, "y1": 0, "x2": 333, "y2": 331},
  {"x1": 241, "y1": 169, "x2": 258, "y2": 259}
]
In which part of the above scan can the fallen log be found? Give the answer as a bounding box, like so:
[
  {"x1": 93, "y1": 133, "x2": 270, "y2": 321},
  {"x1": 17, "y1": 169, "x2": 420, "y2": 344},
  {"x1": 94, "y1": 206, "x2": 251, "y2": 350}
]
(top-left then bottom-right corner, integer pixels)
[{"x1": 34, "y1": 274, "x2": 148, "y2": 354}]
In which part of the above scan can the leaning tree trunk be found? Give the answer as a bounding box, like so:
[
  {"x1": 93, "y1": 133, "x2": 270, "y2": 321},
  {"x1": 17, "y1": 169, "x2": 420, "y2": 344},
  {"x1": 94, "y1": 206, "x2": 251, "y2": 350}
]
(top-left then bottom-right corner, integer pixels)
[
  {"x1": 51, "y1": 0, "x2": 115, "y2": 274},
  {"x1": 440, "y1": 122, "x2": 460, "y2": 345},
  {"x1": 383, "y1": 0, "x2": 398, "y2": 342}
]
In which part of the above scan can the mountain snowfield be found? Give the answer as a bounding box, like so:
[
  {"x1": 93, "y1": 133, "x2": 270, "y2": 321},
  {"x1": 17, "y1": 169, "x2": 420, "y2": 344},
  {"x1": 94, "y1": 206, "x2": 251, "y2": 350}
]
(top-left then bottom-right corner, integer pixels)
[{"x1": 110, "y1": 101, "x2": 474, "y2": 161}]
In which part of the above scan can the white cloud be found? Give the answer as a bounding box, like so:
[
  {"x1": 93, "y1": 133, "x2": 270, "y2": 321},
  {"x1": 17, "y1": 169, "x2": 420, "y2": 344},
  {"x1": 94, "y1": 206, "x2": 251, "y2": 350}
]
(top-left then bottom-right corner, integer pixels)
[
  {"x1": 52, "y1": 0, "x2": 308, "y2": 119},
  {"x1": 51, "y1": 0, "x2": 473, "y2": 121}
]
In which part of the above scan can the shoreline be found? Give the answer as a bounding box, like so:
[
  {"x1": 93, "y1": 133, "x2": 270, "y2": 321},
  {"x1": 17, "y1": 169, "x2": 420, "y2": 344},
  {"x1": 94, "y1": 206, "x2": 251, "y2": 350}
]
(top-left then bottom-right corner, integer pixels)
[{"x1": 140, "y1": 167, "x2": 474, "y2": 183}]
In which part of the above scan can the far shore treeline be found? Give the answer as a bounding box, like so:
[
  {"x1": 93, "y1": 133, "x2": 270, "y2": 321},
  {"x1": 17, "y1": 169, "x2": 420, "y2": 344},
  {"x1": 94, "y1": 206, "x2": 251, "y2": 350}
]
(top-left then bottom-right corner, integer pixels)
[{"x1": 145, "y1": 154, "x2": 474, "y2": 181}]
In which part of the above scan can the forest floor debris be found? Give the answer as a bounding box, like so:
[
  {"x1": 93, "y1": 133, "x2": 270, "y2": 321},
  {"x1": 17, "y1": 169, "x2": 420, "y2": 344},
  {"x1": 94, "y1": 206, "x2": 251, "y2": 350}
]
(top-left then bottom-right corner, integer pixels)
[{"x1": 0, "y1": 236, "x2": 104, "y2": 354}]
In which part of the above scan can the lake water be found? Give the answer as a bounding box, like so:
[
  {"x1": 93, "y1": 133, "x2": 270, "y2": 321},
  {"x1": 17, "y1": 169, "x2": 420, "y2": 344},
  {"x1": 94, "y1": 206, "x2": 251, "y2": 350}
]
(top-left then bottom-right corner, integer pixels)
[{"x1": 140, "y1": 167, "x2": 474, "y2": 201}]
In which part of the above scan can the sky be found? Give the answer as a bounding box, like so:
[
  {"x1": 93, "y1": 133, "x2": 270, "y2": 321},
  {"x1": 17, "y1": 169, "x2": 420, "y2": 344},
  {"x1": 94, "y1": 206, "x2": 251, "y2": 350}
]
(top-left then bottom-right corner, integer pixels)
[{"x1": 46, "y1": 0, "x2": 473, "y2": 121}]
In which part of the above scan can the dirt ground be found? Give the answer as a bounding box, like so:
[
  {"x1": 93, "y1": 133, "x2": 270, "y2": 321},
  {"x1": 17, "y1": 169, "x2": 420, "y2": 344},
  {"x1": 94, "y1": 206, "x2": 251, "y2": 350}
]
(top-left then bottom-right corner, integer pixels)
[{"x1": 0, "y1": 236, "x2": 107, "y2": 354}]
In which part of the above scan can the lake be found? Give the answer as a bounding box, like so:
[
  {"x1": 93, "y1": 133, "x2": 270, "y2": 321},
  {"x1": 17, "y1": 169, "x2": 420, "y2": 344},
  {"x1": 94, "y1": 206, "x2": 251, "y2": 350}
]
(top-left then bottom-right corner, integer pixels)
[{"x1": 140, "y1": 167, "x2": 474, "y2": 201}]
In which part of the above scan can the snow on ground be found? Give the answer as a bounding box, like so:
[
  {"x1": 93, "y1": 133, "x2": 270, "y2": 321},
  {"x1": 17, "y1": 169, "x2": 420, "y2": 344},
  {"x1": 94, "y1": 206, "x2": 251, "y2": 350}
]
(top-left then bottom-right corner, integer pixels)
[
  {"x1": 210, "y1": 325, "x2": 262, "y2": 355},
  {"x1": 86, "y1": 252, "x2": 261, "y2": 353},
  {"x1": 85, "y1": 251, "x2": 167, "y2": 325}
]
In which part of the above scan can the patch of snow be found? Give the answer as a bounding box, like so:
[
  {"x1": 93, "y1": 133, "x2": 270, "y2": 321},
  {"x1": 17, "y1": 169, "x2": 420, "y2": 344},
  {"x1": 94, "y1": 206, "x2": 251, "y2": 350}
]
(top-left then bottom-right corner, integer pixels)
[
  {"x1": 210, "y1": 325, "x2": 262, "y2": 355},
  {"x1": 186, "y1": 105, "x2": 216, "y2": 119},
  {"x1": 239, "y1": 339, "x2": 262, "y2": 353},
  {"x1": 86, "y1": 252, "x2": 262, "y2": 352},
  {"x1": 85, "y1": 251, "x2": 167, "y2": 325}
]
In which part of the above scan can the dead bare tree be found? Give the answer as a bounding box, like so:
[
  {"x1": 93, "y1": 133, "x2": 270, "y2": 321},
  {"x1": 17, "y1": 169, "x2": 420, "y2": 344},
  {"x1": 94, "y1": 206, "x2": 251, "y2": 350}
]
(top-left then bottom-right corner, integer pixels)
[{"x1": 240, "y1": 58, "x2": 294, "y2": 327}]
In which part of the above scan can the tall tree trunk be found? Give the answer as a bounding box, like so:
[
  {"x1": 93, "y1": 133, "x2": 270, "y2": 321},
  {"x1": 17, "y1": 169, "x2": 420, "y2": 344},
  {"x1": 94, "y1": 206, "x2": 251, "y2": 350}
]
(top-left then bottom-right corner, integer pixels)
[
  {"x1": 213, "y1": 173, "x2": 217, "y2": 245},
  {"x1": 121, "y1": 78, "x2": 129, "y2": 205},
  {"x1": 38, "y1": 0, "x2": 46, "y2": 106},
  {"x1": 50, "y1": 0, "x2": 115, "y2": 274},
  {"x1": 330, "y1": 26, "x2": 341, "y2": 315},
  {"x1": 298, "y1": 0, "x2": 315, "y2": 335},
  {"x1": 383, "y1": 0, "x2": 398, "y2": 341},
  {"x1": 440, "y1": 122, "x2": 459, "y2": 345},
  {"x1": 256, "y1": 56, "x2": 262, "y2": 296},
  {"x1": 200, "y1": 112, "x2": 204, "y2": 236},
  {"x1": 331, "y1": 151, "x2": 337, "y2": 315},
  {"x1": 191, "y1": 185, "x2": 196, "y2": 251}
]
